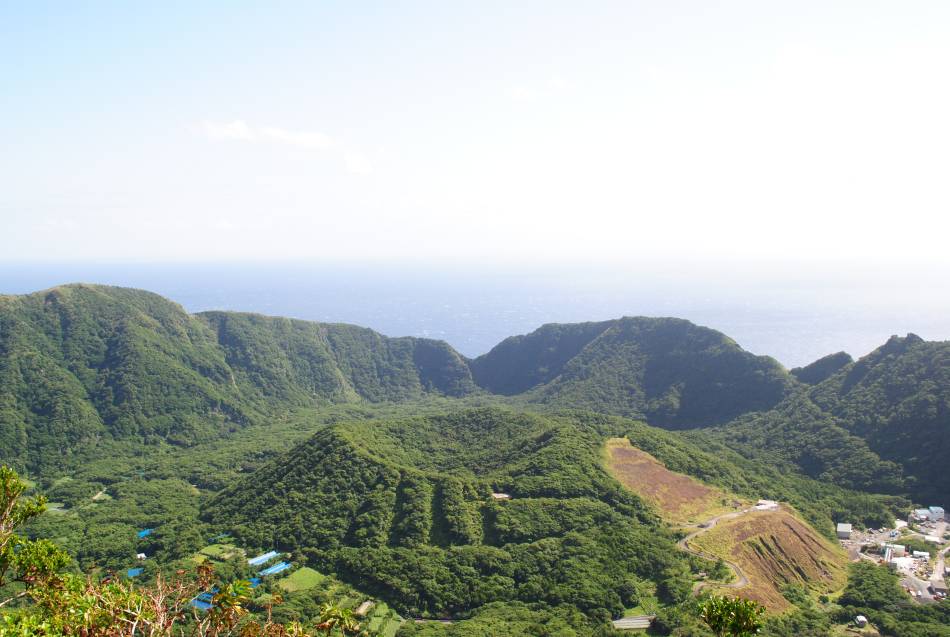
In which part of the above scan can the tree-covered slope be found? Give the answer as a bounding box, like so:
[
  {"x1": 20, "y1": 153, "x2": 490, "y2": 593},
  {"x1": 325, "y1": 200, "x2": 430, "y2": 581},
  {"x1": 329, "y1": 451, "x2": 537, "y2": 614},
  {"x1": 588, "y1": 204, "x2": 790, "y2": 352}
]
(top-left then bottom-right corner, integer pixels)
[
  {"x1": 474, "y1": 317, "x2": 797, "y2": 427},
  {"x1": 713, "y1": 334, "x2": 950, "y2": 504},
  {"x1": 0, "y1": 285, "x2": 477, "y2": 476},
  {"x1": 810, "y1": 334, "x2": 950, "y2": 503},
  {"x1": 790, "y1": 351, "x2": 853, "y2": 385},
  {"x1": 203, "y1": 408, "x2": 701, "y2": 619}
]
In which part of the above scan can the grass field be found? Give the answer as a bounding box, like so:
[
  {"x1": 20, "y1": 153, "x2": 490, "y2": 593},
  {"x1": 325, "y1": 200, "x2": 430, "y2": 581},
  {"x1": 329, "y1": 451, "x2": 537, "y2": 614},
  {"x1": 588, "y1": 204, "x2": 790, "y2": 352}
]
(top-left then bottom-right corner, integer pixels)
[
  {"x1": 277, "y1": 567, "x2": 325, "y2": 593},
  {"x1": 605, "y1": 438, "x2": 740, "y2": 524},
  {"x1": 199, "y1": 543, "x2": 242, "y2": 561},
  {"x1": 689, "y1": 508, "x2": 848, "y2": 610}
]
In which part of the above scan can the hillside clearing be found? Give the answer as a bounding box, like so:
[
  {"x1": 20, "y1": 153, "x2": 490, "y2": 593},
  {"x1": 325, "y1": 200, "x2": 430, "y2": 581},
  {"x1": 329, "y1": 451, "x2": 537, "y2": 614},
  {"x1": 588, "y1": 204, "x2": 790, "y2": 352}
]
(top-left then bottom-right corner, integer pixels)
[
  {"x1": 277, "y1": 567, "x2": 325, "y2": 592},
  {"x1": 605, "y1": 437, "x2": 739, "y2": 523},
  {"x1": 688, "y1": 508, "x2": 848, "y2": 610}
]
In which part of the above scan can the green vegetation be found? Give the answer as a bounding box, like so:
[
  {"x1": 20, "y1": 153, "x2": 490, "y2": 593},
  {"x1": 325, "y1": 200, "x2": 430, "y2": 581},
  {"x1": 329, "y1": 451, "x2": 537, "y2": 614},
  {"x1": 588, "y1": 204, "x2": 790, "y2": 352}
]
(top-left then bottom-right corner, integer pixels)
[
  {"x1": 4, "y1": 284, "x2": 950, "y2": 635},
  {"x1": 698, "y1": 596, "x2": 765, "y2": 637},
  {"x1": 205, "y1": 408, "x2": 706, "y2": 619},
  {"x1": 0, "y1": 284, "x2": 478, "y2": 478},
  {"x1": 712, "y1": 333, "x2": 950, "y2": 503},
  {"x1": 279, "y1": 567, "x2": 326, "y2": 593},
  {"x1": 472, "y1": 317, "x2": 795, "y2": 427},
  {"x1": 835, "y1": 562, "x2": 950, "y2": 636}
]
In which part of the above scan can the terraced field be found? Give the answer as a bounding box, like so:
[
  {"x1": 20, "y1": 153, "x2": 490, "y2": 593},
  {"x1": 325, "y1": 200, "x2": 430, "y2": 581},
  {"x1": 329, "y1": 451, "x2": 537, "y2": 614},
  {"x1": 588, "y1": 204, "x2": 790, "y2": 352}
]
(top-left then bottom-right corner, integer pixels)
[
  {"x1": 688, "y1": 508, "x2": 848, "y2": 610},
  {"x1": 605, "y1": 437, "x2": 740, "y2": 523}
]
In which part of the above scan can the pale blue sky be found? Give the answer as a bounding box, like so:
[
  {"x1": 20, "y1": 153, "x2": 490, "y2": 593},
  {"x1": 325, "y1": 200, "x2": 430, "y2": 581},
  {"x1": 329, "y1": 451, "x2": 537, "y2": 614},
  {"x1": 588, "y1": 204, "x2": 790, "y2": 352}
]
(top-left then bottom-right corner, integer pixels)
[{"x1": 3, "y1": 1, "x2": 949, "y2": 263}]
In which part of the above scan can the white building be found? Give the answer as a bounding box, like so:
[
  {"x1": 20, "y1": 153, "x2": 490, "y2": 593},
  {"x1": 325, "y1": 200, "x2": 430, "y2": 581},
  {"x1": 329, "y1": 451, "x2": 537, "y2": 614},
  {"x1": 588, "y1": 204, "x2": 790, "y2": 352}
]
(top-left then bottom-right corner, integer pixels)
[
  {"x1": 929, "y1": 506, "x2": 945, "y2": 521},
  {"x1": 882, "y1": 543, "x2": 906, "y2": 556},
  {"x1": 754, "y1": 499, "x2": 779, "y2": 511},
  {"x1": 836, "y1": 523, "x2": 853, "y2": 539},
  {"x1": 855, "y1": 615, "x2": 868, "y2": 628}
]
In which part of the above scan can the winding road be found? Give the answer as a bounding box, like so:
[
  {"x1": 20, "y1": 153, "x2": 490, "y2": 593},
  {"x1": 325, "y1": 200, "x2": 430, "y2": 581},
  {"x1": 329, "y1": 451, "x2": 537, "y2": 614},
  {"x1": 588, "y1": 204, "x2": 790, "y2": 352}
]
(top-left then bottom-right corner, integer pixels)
[{"x1": 676, "y1": 506, "x2": 782, "y2": 592}]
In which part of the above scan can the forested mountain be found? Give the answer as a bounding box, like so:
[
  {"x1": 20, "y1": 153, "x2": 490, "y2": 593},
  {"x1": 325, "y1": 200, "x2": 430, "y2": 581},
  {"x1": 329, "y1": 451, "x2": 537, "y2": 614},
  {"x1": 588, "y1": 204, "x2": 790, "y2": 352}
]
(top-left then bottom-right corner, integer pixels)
[
  {"x1": 713, "y1": 334, "x2": 950, "y2": 503},
  {"x1": 473, "y1": 317, "x2": 796, "y2": 427},
  {"x1": 204, "y1": 408, "x2": 698, "y2": 619},
  {"x1": 790, "y1": 351, "x2": 853, "y2": 385},
  {"x1": 0, "y1": 284, "x2": 476, "y2": 476},
  {"x1": 3, "y1": 283, "x2": 948, "y2": 506}
]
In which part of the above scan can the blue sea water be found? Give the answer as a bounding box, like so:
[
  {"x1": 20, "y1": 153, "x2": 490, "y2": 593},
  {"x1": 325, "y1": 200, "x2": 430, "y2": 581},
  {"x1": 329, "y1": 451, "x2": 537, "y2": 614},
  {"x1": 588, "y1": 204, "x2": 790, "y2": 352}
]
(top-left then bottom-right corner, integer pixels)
[{"x1": 2, "y1": 260, "x2": 949, "y2": 368}]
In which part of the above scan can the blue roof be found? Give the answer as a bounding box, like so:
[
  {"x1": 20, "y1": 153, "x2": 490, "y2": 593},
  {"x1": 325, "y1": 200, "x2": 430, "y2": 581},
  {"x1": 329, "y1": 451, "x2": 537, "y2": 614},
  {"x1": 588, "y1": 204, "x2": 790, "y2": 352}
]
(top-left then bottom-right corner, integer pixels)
[
  {"x1": 249, "y1": 577, "x2": 261, "y2": 588},
  {"x1": 258, "y1": 561, "x2": 291, "y2": 577},
  {"x1": 191, "y1": 599, "x2": 213, "y2": 611},
  {"x1": 127, "y1": 568, "x2": 144, "y2": 577},
  {"x1": 248, "y1": 550, "x2": 279, "y2": 566},
  {"x1": 137, "y1": 528, "x2": 154, "y2": 538}
]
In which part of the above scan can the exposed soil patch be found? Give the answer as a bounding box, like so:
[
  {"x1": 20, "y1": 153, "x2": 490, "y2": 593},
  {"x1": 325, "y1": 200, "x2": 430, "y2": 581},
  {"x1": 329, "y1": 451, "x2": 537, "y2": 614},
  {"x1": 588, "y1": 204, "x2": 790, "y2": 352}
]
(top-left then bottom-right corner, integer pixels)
[
  {"x1": 605, "y1": 437, "x2": 731, "y2": 523},
  {"x1": 689, "y1": 509, "x2": 848, "y2": 610}
]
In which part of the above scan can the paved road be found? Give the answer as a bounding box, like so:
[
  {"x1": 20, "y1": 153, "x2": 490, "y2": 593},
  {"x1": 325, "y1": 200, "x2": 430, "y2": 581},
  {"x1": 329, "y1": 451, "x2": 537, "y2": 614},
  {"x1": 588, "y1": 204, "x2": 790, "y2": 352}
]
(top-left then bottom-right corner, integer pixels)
[{"x1": 932, "y1": 543, "x2": 949, "y2": 591}]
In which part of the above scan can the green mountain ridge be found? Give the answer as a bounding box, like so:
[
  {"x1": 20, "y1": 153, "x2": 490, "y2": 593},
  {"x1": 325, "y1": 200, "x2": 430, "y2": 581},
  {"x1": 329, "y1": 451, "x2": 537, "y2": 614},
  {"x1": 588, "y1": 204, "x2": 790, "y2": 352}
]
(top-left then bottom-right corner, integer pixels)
[
  {"x1": 0, "y1": 284, "x2": 478, "y2": 476},
  {"x1": 2, "y1": 283, "x2": 948, "y2": 505},
  {"x1": 712, "y1": 333, "x2": 950, "y2": 503}
]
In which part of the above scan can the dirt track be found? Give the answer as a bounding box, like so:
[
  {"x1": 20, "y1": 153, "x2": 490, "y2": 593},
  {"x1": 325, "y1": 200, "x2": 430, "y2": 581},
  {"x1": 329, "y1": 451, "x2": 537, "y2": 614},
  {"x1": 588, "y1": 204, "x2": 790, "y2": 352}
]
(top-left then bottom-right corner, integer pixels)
[{"x1": 677, "y1": 507, "x2": 780, "y2": 591}]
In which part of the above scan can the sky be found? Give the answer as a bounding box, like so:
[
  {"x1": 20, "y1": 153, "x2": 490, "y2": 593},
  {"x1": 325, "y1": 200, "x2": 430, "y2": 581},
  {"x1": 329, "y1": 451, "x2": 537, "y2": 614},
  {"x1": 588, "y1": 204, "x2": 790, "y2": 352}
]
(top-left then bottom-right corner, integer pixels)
[{"x1": 2, "y1": 1, "x2": 950, "y2": 264}]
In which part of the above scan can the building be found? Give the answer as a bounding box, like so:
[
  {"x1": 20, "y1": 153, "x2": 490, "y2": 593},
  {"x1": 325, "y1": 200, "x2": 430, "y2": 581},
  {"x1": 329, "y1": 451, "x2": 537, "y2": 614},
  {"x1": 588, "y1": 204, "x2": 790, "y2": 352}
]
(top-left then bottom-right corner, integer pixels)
[
  {"x1": 912, "y1": 550, "x2": 930, "y2": 559},
  {"x1": 855, "y1": 615, "x2": 868, "y2": 628},
  {"x1": 755, "y1": 499, "x2": 779, "y2": 511},
  {"x1": 491, "y1": 493, "x2": 512, "y2": 500},
  {"x1": 882, "y1": 543, "x2": 906, "y2": 556},
  {"x1": 914, "y1": 508, "x2": 931, "y2": 521},
  {"x1": 932, "y1": 581, "x2": 948, "y2": 595},
  {"x1": 923, "y1": 535, "x2": 941, "y2": 544},
  {"x1": 836, "y1": 523, "x2": 853, "y2": 539},
  {"x1": 929, "y1": 506, "x2": 945, "y2": 521}
]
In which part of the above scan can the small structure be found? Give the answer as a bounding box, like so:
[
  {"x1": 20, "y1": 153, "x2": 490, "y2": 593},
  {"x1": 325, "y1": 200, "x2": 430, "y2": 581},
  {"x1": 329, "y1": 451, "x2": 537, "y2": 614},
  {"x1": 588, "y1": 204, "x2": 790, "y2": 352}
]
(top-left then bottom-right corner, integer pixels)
[
  {"x1": 248, "y1": 550, "x2": 279, "y2": 566},
  {"x1": 932, "y1": 581, "x2": 948, "y2": 596},
  {"x1": 855, "y1": 615, "x2": 868, "y2": 628},
  {"x1": 136, "y1": 553, "x2": 146, "y2": 560},
  {"x1": 491, "y1": 493, "x2": 512, "y2": 500},
  {"x1": 754, "y1": 499, "x2": 779, "y2": 511},
  {"x1": 355, "y1": 601, "x2": 375, "y2": 617},
  {"x1": 137, "y1": 528, "x2": 154, "y2": 539},
  {"x1": 882, "y1": 543, "x2": 906, "y2": 556},
  {"x1": 929, "y1": 506, "x2": 945, "y2": 521},
  {"x1": 126, "y1": 567, "x2": 143, "y2": 578},
  {"x1": 923, "y1": 535, "x2": 941, "y2": 544},
  {"x1": 258, "y1": 561, "x2": 291, "y2": 577},
  {"x1": 836, "y1": 523, "x2": 853, "y2": 539},
  {"x1": 912, "y1": 550, "x2": 930, "y2": 559}
]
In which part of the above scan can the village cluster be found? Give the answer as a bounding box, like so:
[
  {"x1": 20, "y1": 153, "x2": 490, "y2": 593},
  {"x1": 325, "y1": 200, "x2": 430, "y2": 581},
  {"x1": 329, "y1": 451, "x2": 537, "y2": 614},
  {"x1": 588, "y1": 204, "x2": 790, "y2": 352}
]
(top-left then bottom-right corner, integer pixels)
[{"x1": 837, "y1": 505, "x2": 948, "y2": 602}]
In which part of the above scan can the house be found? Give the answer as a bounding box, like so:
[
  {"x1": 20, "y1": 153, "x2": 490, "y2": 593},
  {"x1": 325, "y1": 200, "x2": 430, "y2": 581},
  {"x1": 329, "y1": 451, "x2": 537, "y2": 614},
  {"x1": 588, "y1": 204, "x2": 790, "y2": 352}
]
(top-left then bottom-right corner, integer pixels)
[
  {"x1": 491, "y1": 493, "x2": 512, "y2": 500},
  {"x1": 836, "y1": 523, "x2": 853, "y2": 539},
  {"x1": 912, "y1": 550, "x2": 930, "y2": 559},
  {"x1": 855, "y1": 615, "x2": 868, "y2": 628},
  {"x1": 932, "y1": 581, "x2": 948, "y2": 595},
  {"x1": 923, "y1": 535, "x2": 941, "y2": 544},
  {"x1": 136, "y1": 553, "x2": 146, "y2": 560},
  {"x1": 929, "y1": 506, "x2": 945, "y2": 521},
  {"x1": 914, "y1": 508, "x2": 931, "y2": 521}
]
